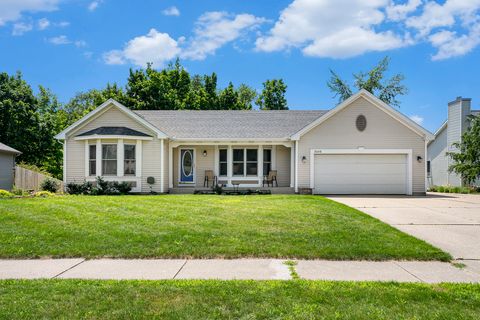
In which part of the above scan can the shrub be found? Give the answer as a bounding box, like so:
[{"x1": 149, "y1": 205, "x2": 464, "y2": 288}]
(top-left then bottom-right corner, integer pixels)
[
  {"x1": 34, "y1": 191, "x2": 56, "y2": 198},
  {"x1": 428, "y1": 185, "x2": 438, "y2": 192},
  {"x1": 41, "y1": 178, "x2": 59, "y2": 193},
  {"x1": 437, "y1": 186, "x2": 445, "y2": 192},
  {"x1": 66, "y1": 181, "x2": 94, "y2": 195},
  {"x1": 11, "y1": 187, "x2": 29, "y2": 196},
  {"x1": 66, "y1": 178, "x2": 131, "y2": 196},
  {"x1": 452, "y1": 186, "x2": 461, "y2": 193},
  {"x1": 0, "y1": 190, "x2": 14, "y2": 198},
  {"x1": 115, "y1": 181, "x2": 132, "y2": 195}
]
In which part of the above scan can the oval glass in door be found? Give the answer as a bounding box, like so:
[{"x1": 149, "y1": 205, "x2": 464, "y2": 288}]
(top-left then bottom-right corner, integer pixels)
[{"x1": 180, "y1": 149, "x2": 194, "y2": 183}]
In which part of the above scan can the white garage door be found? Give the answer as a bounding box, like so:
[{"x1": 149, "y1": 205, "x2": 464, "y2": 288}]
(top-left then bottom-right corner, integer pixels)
[{"x1": 313, "y1": 154, "x2": 408, "y2": 194}]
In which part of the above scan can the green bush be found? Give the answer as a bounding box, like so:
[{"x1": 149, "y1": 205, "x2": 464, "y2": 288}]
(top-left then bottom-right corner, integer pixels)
[
  {"x1": 428, "y1": 185, "x2": 438, "y2": 192},
  {"x1": 34, "y1": 191, "x2": 56, "y2": 198},
  {"x1": 11, "y1": 187, "x2": 29, "y2": 196},
  {"x1": 66, "y1": 178, "x2": 131, "y2": 195},
  {"x1": 0, "y1": 190, "x2": 14, "y2": 198},
  {"x1": 437, "y1": 186, "x2": 445, "y2": 192},
  {"x1": 41, "y1": 178, "x2": 59, "y2": 193},
  {"x1": 66, "y1": 181, "x2": 94, "y2": 195}
]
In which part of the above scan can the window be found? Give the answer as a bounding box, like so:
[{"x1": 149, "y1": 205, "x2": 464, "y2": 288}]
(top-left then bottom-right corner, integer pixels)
[
  {"x1": 427, "y1": 160, "x2": 431, "y2": 177},
  {"x1": 124, "y1": 144, "x2": 136, "y2": 175},
  {"x1": 246, "y1": 149, "x2": 258, "y2": 176},
  {"x1": 263, "y1": 149, "x2": 272, "y2": 175},
  {"x1": 102, "y1": 144, "x2": 117, "y2": 175},
  {"x1": 233, "y1": 149, "x2": 244, "y2": 176},
  {"x1": 89, "y1": 145, "x2": 96, "y2": 176},
  {"x1": 219, "y1": 149, "x2": 227, "y2": 176}
]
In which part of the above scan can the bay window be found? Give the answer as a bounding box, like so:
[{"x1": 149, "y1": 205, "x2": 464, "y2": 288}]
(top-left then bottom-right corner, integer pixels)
[
  {"x1": 124, "y1": 144, "x2": 136, "y2": 175},
  {"x1": 102, "y1": 144, "x2": 117, "y2": 176},
  {"x1": 89, "y1": 145, "x2": 96, "y2": 176}
]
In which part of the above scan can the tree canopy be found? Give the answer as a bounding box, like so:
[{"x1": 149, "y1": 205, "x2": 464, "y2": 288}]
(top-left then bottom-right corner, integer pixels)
[
  {"x1": 448, "y1": 115, "x2": 480, "y2": 186},
  {"x1": 256, "y1": 79, "x2": 288, "y2": 110},
  {"x1": 327, "y1": 56, "x2": 407, "y2": 107}
]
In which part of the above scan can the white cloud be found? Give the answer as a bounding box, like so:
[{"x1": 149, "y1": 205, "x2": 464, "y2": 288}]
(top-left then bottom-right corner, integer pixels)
[
  {"x1": 255, "y1": 0, "x2": 409, "y2": 58},
  {"x1": 38, "y1": 18, "x2": 50, "y2": 30},
  {"x1": 74, "y1": 40, "x2": 87, "y2": 47},
  {"x1": 56, "y1": 21, "x2": 70, "y2": 27},
  {"x1": 429, "y1": 25, "x2": 480, "y2": 60},
  {"x1": 386, "y1": 0, "x2": 422, "y2": 21},
  {"x1": 162, "y1": 6, "x2": 180, "y2": 17},
  {"x1": 48, "y1": 35, "x2": 70, "y2": 44},
  {"x1": 103, "y1": 50, "x2": 125, "y2": 65},
  {"x1": 182, "y1": 11, "x2": 267, "y2": 60},
  {"x1": 104, "y1": 29, "x2": 181, "y2": 67},
  {"x1": 88, "y1": 1, "x2": 102, "y2": 12},
  {"x1": 410, "y1": 114, "x2": 424, "y2": 125},
  {"x1": 12, "y1": 22, "x2": 33, "y2": 36},
  {"x1": 0, "y1": 0, "x2": 59, "y2": 26}
]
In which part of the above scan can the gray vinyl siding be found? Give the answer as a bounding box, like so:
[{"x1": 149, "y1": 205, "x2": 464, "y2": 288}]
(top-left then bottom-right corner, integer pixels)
[
  {"x1": 447, "y1": 103, "x2": 463, "y2": 186},
  {"x1": 297, "y1": 96, "x2": 427, "y2": 194},
  {"x1": 427, "y1": 125, "x2": 448, "y2": 186},
  {"x1": 0, "y1": 153, "x2": 15, "y2": 190}
]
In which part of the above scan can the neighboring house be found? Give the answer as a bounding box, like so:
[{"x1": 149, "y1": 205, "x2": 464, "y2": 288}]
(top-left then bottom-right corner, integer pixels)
[
  {"x1": 55, "y1": 90, "x2": 434, "y2": 195},
  {"x1": 0, "y1": 142, "x2": 21, "y2": 191},
  {"x1": 427, "y1": 97, "x2": 480, "y2": 187}
]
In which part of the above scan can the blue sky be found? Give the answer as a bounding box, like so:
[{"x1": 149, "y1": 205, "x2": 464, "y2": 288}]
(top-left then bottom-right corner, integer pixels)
[{"x1": 1, "y1": 0, "x2": 479, "y2": 132}]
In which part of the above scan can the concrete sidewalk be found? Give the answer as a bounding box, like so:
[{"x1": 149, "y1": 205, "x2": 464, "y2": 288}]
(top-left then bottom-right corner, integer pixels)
[{"x1": 1, "y1": 258, "x2": 479, "y2": 283}]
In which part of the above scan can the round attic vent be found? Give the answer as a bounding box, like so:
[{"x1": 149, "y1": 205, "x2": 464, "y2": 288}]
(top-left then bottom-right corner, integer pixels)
[{"x1": 356, "y1": 115, "x2": 367, "y2": 132}]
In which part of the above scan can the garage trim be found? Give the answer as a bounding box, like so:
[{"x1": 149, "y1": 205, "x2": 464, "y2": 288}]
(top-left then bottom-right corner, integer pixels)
[{"x1": 309, "y1": 148, "x2": 413, "y2": 195}]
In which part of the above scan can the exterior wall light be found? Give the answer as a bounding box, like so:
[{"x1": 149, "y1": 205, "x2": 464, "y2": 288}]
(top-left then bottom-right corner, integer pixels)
[
  {"x1": 203, "y1": 150, "x2": 208, "y2": 157},
  {"x1": 417, "y1": 156, "x2": 423, "y2": 162},
  {"x1": 302, "y1": 156, "x2": 307, "y2": 163}
]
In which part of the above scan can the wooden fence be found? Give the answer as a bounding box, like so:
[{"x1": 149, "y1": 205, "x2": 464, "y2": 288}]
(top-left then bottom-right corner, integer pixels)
[{"x1": 14, "y1": 166, "x2": 63, "y2": 192}]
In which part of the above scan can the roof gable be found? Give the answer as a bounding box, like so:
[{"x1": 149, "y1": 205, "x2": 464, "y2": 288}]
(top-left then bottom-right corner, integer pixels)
[
  {"x1": 55, "y1": 99, "x2": 167, "y2": 140},
  {"x1": 291, "y1": 90, "x2": 435, "y2": 141},
  {"x1": 0, "y1": 142, "x2": 21, "y2": 155}
]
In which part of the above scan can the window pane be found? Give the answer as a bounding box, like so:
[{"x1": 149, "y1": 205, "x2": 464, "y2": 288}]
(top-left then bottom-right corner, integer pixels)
[
  {"x1": 233, "y1": 163, "x2": 244, "y2": 175},
  {"x1": 263, "y1": 149, "x2": 271, "y2": 162},
  {"x1": 124, "y1": 159, "x2": 136, "y2": 175},
  {"x1": 124, "y1": 145, "x2": 135, "y2": 160},
  {"x1": 219, "y1": 163, "x2": 227, "y2": 176},
  {"x1": 102, "y1": 145, "x2": 117, "y2": 159},
  {"x1": 233, "y1": 149, "x2": 244, "y2": 161},
  {"x1": 219, "y1": 149, "x2": 227, "y2": 162},
  {"x1": 89, "y1": 145, "x2": 96, "y2": 160},
  {"x1": 263, "y1": 163, "x2": 271, "y2": 175},
  {"x1": 247, "y1": 149, "x2": 257, "y2": 161},
  {"x1": 102, "y1": 160, "x2": 117, "y2": 175},
  {"x1": 246, "y1": 163, "x2": 257, "y2": 175},
  {"x1": 89, "y1": 161, "x2": 96, "y2": 176}
]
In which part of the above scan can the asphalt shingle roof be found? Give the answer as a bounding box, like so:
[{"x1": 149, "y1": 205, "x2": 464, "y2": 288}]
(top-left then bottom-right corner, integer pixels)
[
  {"x1": 134, "y1": 110, "x2": 327, "y2": 139},
  {"x1": 0, "y1": 142, "x2": 21, "y2": 154},
  {"x1": 76, "y1": 127, "x2": 152, "y2": 137}
]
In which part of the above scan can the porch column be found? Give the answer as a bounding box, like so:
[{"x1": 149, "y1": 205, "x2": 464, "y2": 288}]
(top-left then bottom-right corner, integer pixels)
[
  {"x1": 168, "y1": 144, "x2": 173, "y2": 189},
  {"x1": 96, "y1": 139, "x2": 101, "y2": 177},
  {"x1": 214, "y1": 145, "x2": 219, "y2": 177},
  {"x1": 294, "y1": 140, "x2": 298, "y2": 193},
  {"x1": 227, "y1": 145, "x2": 233, "y2": 187},
  {"x1": 258, "y1": 145, "x2": 263, "y2": 184},
  {"x1": 117, "y1": 139, "x2": 124, "y2": 177},
  {"x1": 160, "y1": 139, "x2": 164, "y2": 193},
  {"x1": 84, "y1": 140, "x2": 89, "y2": 177},
  {"x1": 290, "y1": 144, "x2": 294, "y2": 188}
]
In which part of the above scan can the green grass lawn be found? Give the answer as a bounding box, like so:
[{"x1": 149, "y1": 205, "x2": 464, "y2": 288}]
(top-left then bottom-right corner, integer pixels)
[
  {"x1": 0, "y1": 195, "x2": 450, "y2": 260},
  {"x1": 1, "y1": 279, "x2": 479, "y2": 319}
]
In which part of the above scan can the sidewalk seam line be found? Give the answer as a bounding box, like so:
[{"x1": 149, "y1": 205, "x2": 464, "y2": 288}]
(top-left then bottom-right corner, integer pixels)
[
  {"x1": 173, "y1": 259, "x2": 188, "y2": 279},
  {"x1": 393, "y1": 262, "x2": 425, "y2": 283},
  {"x1": 51, "y1": 259, "x2": 86, "y2": 279}
]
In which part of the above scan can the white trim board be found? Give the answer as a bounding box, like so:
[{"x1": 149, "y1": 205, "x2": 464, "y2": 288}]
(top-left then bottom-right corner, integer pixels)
[
  {"x1": 55, "y1": 99, "x2": 168, "y2": 140},
  {"x1": 309, "y1": 148, "x2": 413, "y2": 196},
  {"x1": 74, "y1": 135, "x2": 152, "y2": 141},
  {"x1": 291, "y1": 90, "x2": 434, "y2": 141}
]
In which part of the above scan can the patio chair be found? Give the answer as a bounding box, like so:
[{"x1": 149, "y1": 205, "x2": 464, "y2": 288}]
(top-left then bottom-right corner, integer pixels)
[
  {"x1": 263, "y1": 170, "x2": 278, "y2": 187},
  {"x1": 203, "y1": 170, "x2": 217, "y2": 187}
]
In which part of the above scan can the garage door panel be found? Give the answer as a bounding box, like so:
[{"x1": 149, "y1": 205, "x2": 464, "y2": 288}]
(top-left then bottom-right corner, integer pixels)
[{"x1": 314, "y1": 154, "x2": 408, "y2": 195}]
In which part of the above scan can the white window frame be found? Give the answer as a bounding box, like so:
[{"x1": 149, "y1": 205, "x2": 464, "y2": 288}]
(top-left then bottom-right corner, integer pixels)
[
  {"x1": 124, "y1": 144, "x2": 136, "y2": 176},
  {"x1": 218, "y1": 148, "x2": 228, "y2": 177}
]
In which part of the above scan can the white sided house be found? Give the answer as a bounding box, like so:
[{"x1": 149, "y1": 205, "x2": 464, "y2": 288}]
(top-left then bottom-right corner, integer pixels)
[
  {"x1": 427, "y1": 97, "x2": 480, "y2": 187},
  {"x1": 56, "y1": 90, "x2": 434, "y2": 195}
]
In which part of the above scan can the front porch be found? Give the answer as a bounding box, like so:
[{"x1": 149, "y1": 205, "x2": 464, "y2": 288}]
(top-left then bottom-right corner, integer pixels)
[
  {"x1": 170, "y1": 186, "x2": 295, "y2": 194},
  {"x1": 167, "y1": 142, "x2": 295, "y2": 192}
]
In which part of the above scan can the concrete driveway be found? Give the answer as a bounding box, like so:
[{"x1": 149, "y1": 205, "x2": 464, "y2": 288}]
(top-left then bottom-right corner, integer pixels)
[{"x1": 328, "y1": 193, "x2": 480, "y2": 261}]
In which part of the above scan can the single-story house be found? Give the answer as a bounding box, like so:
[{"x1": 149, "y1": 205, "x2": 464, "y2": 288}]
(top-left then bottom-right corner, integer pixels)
[
  {"x1": 55, "y1": 90, "x2": 434, "y2": 195},
  {"x1": 0, "y1": 142, "x2": 21, "y2": 191},
  {"x1": 427, "y1": 97, "x2": 479, "y2": 187}
]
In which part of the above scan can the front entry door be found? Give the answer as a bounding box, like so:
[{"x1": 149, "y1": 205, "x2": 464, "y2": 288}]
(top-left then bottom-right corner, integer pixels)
[{"x1": 180, "y1": 149, "x2": 195, "y2": 183}]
